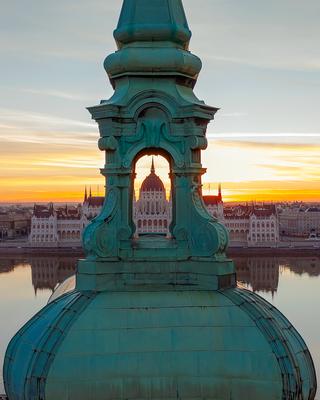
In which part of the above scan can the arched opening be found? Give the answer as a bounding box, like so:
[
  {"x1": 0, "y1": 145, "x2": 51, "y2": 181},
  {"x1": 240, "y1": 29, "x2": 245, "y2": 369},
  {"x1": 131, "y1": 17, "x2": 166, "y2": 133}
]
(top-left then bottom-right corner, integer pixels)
[{"x1": 133, "y1": 153, "x2": 172, "y2": 238}]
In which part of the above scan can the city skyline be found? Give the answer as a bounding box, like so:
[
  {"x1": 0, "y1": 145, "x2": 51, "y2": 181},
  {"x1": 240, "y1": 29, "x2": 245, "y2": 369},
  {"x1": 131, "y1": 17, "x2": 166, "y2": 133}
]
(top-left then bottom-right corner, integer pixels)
[{"x1": 1, "y1": 0, "x2": 320, "y2": 203}]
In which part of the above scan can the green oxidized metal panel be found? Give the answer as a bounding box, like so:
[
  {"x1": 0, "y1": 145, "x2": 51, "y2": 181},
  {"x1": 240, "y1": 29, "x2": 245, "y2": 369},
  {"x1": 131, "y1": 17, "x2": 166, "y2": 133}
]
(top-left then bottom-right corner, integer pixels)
[
  {"x1": 4, "y1": 292, "x2": 96, "y2": 400},
  {"x1": 45, "y1": 291, "x2": 283, "y2": 400}
]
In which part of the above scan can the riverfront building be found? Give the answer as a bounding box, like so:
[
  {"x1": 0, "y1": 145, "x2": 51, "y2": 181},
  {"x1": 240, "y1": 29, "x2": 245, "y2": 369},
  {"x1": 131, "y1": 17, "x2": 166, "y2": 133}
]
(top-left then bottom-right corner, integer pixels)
[
  {"x1": 82, "y1": 187, "x2": 105, "y2": 220},
  {"x1": 29, "y1": 188, "x2": 105, "y2": 247},
  {"x1": 204, "y1": 199, "x2": 279, "y2": 247},
  {"x1": 279, "y1": 204, "x2": 320, "y2": 238},
  {"x1": 0, "y1": 211, "x2": 30, "y2": 241},
  {"x1": 29, "y1": 204, "x2": 86, "y2": 247},
  {"x1": 29, "y1": 180, "x2": 279, "y2": 248},
  {"x1": 202, "y1": 184, "x2": 224, "y2": 221}
]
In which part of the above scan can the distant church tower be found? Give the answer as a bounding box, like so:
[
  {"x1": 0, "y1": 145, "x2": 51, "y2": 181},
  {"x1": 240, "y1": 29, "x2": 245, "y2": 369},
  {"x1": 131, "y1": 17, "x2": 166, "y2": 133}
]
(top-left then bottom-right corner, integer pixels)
[{"x1": 203, "y1": 184, "x2": 224, "y2": 221}]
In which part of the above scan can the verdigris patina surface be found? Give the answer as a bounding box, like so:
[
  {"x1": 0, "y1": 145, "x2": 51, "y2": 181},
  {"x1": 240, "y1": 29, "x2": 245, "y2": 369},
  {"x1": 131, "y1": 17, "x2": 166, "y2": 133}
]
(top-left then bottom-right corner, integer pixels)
[{"x1": 3, "y1": 1, "x2": 317, "y2": 399}]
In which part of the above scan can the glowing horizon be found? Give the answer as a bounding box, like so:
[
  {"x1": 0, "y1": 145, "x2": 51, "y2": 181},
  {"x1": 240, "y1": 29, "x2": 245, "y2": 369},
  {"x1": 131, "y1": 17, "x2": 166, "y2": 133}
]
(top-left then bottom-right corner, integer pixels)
[
  {"x1": 1, "y1": 141, "x2": 320, "y2": 204},
  {"x1": 1, "y1": 1, "x2": 320, "y2": 205}
]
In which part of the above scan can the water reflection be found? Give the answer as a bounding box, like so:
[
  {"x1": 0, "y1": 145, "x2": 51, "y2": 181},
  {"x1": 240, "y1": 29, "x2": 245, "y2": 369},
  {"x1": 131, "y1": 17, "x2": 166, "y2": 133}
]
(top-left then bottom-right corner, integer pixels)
[
  {"x1": 0, "y1": 256, "x2": 77, "y2": 294},
  {"x1": 234, "y1": 255, "x2": 320, "y2": 294},
  {"x1": 235, "y1": 257, "x2": 279, "y2": 294},
  {"x1": 283, "y1": 257, "x2": 320, "y2": 277},
  {"x1": 30, "y1": 257, "x2": 76, "y2": 294},
  {"x1": 0, "y1": 253, "x2": 319, "y2": 396},
  {"x1": 0, "y1": 254, "x2": 319, "y2": 295},
  {"x1": 0, "y1": 258, "x2": 17, "y2": 274}
]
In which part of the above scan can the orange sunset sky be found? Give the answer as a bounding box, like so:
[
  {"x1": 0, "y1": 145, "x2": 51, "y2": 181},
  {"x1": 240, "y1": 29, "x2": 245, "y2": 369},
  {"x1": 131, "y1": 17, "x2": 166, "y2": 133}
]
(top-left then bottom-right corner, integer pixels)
[
  {"x1": 0, "y1": 1, "x2": 319, "y2": 203},
  {"x1": 1, "y1": 136, "x2": 320, "y2": 203}
]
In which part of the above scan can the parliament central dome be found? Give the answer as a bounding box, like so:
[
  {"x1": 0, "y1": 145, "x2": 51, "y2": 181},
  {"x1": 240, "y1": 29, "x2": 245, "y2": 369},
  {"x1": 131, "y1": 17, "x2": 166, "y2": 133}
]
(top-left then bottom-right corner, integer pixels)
[{"x1": 140, "y1": 159, "x2": 165, "y2": 193}]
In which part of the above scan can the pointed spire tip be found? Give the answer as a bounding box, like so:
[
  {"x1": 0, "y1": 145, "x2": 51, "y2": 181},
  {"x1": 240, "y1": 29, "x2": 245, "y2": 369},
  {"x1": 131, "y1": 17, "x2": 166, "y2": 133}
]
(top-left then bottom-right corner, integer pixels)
[{"x1": 151, "y1": 157, "x2": 155, "y2": 173}]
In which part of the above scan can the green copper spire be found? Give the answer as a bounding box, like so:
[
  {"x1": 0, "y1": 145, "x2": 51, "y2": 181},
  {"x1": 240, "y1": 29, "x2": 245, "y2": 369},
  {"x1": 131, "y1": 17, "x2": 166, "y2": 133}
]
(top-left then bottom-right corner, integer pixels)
[
  {"x1": 83, "y1": 0, "x2": 230, "y2": 269},
  {"x1": 114, "y1": 0, "x2": 191, "y2": 48},
  {"x1": 105, "y1": 0, "x2": 201, "y2": 84}
]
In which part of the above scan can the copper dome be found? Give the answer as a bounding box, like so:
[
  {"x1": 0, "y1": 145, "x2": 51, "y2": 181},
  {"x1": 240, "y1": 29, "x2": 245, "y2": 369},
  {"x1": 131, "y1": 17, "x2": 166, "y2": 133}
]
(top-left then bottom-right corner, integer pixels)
[{"x1": 140, "y1": 158, "x2": 165, "y2": 193}]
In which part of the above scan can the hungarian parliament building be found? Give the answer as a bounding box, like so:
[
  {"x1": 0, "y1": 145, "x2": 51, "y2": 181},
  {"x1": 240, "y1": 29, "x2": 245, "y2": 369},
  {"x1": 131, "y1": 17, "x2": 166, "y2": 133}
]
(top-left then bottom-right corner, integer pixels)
[{"x1": 29, "y1": 162, "x2": 279, "y2": 248}]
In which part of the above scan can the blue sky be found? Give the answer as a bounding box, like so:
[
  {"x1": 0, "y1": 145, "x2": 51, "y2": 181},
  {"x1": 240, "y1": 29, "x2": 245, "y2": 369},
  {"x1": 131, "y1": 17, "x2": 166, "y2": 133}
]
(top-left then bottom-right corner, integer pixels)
[{"x1": 0, "y1": 0, "x2": 319, "y2": 202}]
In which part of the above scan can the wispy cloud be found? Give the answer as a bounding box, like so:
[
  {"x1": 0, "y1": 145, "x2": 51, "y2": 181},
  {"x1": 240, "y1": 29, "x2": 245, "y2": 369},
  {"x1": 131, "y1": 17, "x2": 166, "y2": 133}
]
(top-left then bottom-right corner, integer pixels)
[
  {"x1": 0, "y1": 108, "x2": 95, "y2": 130},
  {"x1": 210, "y1": 139, "x2": 320, "y2": 150},
  {"x1": 0, "y1": 107, "x2": 98, "y2": 147},
  {"x1": 204, "y1": 54, "x2": 320, "y2": 73},
  {"x1": 207, "y1": 132, "x2": 320, "y2": 139},
  {"x1": 33, "y1": 158, "x2": 100, "y2": 169},
  {"x1": 219, "y1": 112, "x2": 248, "y2": 118},
  {"x1": 257, "y1": 164, "x2": 301, "y2": 172},
  {"x1": 22, "y1": 88, "x2": 92, "y2": 101}
]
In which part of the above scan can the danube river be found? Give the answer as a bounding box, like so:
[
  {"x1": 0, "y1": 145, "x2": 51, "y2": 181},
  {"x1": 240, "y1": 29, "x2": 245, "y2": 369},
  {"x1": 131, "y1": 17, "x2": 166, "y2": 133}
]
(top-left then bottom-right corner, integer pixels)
[{"x1": 0, "y1": 252, "x2": 319, "y2": 397}]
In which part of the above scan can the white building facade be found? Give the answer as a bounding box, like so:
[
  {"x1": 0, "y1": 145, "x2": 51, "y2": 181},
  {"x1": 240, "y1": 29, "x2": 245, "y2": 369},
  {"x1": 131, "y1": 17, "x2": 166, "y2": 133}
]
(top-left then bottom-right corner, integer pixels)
[
  {"x1": 204, "y1": 201, "x2": 279, "y2": 247},
  {"x1": 29, "y1": 204, "x2": 86, "y2": 247},
  {"x1": 248, "y1": 206, "x2": 279, "y2": 246},
  {"x1": 29, "y1": 187, "x2": 107, "y2": 247},
  {"x1": 29, "y1": 175, "x2": 280, "y2": 248},
  {"x1": 279, "y1": 206, "x2": 320, "y2": 238}
]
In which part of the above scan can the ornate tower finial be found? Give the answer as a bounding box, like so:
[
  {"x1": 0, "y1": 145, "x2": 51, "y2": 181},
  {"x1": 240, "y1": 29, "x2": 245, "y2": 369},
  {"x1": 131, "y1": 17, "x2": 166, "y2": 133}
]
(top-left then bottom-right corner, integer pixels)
[
  {"x1": 114, "y1": 0, "x2": 191, "y2": 49},
  {"x1": 84, "y1": 186, "x2": 88, "y2": 202},
  {"x1": 104, "y1": 0, "x2": 201, "y2": 87}
]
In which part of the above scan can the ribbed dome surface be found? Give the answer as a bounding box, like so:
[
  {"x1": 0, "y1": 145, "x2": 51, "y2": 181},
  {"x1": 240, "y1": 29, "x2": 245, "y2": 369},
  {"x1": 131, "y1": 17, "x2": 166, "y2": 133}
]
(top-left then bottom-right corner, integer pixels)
[
  {"x1": 140, "y1": 171, "x2": 165, "y2": 192},
  {"x1": 4, "y1": 288, "x2": 317, "y2": 399}
]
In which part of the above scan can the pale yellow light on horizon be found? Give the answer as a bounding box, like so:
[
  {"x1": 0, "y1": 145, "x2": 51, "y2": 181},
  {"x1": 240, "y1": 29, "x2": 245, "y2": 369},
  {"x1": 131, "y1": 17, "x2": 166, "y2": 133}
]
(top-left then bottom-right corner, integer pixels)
[{"x1": 1, "y1": 138, "x2": 320, "y2": 203}]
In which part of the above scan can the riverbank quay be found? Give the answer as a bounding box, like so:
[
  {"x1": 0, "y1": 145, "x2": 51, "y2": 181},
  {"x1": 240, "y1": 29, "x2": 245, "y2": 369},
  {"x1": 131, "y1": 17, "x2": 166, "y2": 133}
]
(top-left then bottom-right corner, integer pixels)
[
  {"x1": 0, "y1": 246, "x2": 84, "y2": 256},
  {"x1": 228, "y1": 247, "x2": 320, "y2": 257},
  {"x1": 0, "y1": 245, "x2": 318, "y2": 258}
]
